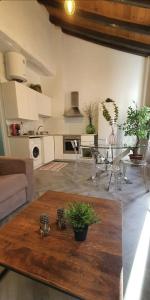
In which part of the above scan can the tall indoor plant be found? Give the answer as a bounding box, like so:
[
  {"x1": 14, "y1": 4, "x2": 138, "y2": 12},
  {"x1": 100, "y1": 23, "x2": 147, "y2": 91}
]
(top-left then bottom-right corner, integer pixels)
[
  {"x1": 65, "y1": 201, "x2": 99, "y2": 241},
  {"x1": 121, "y1": 104, "x2": 150, "y2": 157}
]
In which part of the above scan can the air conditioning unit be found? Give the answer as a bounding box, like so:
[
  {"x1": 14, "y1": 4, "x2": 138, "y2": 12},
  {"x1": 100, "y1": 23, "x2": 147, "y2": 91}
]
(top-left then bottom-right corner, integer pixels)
[{"x1": 5, "y1": 51, "x2": 27, "y2": 82}]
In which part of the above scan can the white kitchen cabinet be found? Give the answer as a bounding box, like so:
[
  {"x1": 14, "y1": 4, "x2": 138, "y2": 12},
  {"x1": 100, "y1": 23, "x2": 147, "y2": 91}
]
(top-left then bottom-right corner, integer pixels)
[
  {"x1": 1, "y1": 81, "x2": 38, "y2": 120},
  {"x1": 42, "y1": 136, "x2": 54, "y2": 163},
  {"x1": 81, "y1": 134, "x2": 96, "y2": 146},
  {"x1": 54, "y1": 136, "x2": 63, "y2": 160},
  {"x1": 37, "y1": 93, "x2": 52, "y2": 117}
]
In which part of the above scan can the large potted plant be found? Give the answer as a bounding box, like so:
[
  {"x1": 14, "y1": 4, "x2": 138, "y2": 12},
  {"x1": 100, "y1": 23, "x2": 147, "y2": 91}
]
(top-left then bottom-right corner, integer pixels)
[
  {"x1": 65, "y1": 201, "x2": 99, "y2": 241},
  {"x1": 121, "y1": 104, "x2": 150, "y2": 159}
]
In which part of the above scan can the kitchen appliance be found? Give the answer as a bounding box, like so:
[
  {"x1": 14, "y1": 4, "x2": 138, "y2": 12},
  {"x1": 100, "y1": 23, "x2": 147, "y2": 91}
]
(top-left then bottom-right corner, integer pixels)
[
  {"x1": 64, "y1": 92, "x2": 83, "y2": 117},
  {"x1": 63, "y1": 135, "x2": 81, "y2": 154},
  {"x1": 29, "y1": 137, "x2": 42, "y2": 168},
  {"x1": 5, "y1": 52, "x2": 27, "y2": 82},
  {"x1": 10, "y1": 123, "x2": 20, "y2": 136}
]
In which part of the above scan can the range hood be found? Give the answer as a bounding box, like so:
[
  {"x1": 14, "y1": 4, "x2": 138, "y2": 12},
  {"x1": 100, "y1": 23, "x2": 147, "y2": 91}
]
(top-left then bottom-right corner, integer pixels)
[{"x1": 64, "y1": 91, "x2": 83, "y2": 117}]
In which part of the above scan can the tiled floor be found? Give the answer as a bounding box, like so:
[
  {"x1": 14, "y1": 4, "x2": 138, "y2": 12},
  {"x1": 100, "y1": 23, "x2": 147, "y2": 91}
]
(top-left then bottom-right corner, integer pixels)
[{"x1": 0, "y1": 161, "x2": 150, "y2": 299}]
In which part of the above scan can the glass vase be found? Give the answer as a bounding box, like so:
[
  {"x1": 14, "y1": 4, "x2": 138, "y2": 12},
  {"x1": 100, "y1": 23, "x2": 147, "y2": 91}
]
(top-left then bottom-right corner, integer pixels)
[{"x1": 108, "y1": 125, "x2": 117, "y2": 145}]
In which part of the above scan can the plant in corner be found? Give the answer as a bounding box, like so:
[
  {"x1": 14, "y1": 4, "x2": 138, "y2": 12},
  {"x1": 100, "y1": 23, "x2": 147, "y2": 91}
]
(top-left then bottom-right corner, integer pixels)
[
  {"x1": 65, "y1": 202, "x2": 99, "y2": 241},
  {"x1": 120, "y1": 103, "x2": 150, "y2": 159}
]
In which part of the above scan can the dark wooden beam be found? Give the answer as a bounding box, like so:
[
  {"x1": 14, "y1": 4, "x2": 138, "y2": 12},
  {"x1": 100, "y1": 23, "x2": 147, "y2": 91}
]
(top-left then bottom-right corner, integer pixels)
[
  {"x1": 39, "y1": 0, "x2": 150, "y2": 35},
  {"x1": 50, "y1": 15, "x2": 150, "y2": 56},
  {"x1": 48, "y1": 6, "x2": 150, "y2": 44},
  {"x1": 104, "y1": 0, "x2": 150, "y2": 9}
]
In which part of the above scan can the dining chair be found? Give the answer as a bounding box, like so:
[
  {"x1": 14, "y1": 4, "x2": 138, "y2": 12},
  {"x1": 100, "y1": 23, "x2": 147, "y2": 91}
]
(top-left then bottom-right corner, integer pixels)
[{"x1": 71, "y1": 140, "x2": 94, "y2": 179}]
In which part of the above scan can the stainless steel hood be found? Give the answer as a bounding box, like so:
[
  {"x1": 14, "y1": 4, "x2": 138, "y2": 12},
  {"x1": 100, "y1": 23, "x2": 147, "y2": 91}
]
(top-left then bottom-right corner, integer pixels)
[{"x1": 64, "y1": 91, "x2": 83, "y2": 117}]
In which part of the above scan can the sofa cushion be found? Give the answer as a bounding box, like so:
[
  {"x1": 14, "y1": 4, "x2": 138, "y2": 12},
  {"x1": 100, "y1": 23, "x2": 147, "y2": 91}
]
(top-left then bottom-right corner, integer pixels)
[{"x1": 0, "y1": 174, "x2": 28, "y2": 204}]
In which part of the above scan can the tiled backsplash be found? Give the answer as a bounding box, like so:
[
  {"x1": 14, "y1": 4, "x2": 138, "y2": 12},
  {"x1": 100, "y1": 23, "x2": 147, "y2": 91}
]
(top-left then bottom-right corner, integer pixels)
[{"x1": 6, "y1": 117, "x2": 44, "y2": 135}]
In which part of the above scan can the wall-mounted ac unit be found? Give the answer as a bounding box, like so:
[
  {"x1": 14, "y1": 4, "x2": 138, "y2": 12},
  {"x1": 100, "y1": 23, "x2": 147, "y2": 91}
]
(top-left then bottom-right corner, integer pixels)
[{"x1": 5, "y1": 51, "x2": 27, "y2": 82}]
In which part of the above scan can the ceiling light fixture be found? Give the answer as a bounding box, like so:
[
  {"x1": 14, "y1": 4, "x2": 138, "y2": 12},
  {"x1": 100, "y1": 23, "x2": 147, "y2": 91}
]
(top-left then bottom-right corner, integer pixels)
[{"x1": 64, "y1": 0, "x2": 75, "y2": 16}]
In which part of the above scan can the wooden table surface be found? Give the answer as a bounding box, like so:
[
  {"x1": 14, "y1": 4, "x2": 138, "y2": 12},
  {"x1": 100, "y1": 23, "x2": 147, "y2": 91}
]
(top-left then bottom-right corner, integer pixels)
[{"x1": 0, "y1": 191, "x2": 122, "y2": 300}]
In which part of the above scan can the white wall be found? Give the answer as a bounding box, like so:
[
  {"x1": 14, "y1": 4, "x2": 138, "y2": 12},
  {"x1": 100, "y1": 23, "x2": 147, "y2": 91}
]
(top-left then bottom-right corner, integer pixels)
[
  {"x1": 46, "y1": 33, "x2": 145, "y2": 136},
  {"x1": 0, "y1": 0, "x2": 146, "y2": 141},
  {"x1": 0, "y1": 0, "x2": 55, "y2": 75},
  {"x1": 143, "y1": 57, "x2": 150, "y2": 106},
  {"x1": 0, "y1": 0, "x2": 58, "y2": 154}
]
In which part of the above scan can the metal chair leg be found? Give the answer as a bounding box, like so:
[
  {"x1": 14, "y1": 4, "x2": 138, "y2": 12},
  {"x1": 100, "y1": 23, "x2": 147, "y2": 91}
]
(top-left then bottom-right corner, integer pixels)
[{"x1": 107, "y1": 171, "x2": 113, "y2": 191}]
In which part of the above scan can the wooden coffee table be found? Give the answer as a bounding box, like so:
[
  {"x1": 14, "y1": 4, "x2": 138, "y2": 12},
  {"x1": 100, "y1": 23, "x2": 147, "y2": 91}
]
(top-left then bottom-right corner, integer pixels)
[{"x1": 0, "y1": 191, "x2": 122, "y2": 300}]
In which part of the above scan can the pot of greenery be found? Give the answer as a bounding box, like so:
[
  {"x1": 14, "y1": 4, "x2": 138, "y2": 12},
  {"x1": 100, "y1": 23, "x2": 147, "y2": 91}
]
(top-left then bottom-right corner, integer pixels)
[
  {"x1": 120, "y1": 104, "x2": 150, "y2": 160},
  {"x1": 65, "y1": 202, "x2": 99, "y2": 241},
  {"x1": 84, "y1": 102, "x2": 98, "y2": 134}
]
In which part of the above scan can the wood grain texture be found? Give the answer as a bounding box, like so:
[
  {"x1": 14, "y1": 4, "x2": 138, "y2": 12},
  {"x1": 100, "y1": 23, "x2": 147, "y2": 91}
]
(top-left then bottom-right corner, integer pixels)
[
  {"x1": 0, "y1": 191, "x2": 122, "y2": 300},
  {"x1": 48, "y1": 7, "x2": 150, "y2": 44},
  {"x1": 38, "y1": 0, "x2": 150, "y2": 56}
]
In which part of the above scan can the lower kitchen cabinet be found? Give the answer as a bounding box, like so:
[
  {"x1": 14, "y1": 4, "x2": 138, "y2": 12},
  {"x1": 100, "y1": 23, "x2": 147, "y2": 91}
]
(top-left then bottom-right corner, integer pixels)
[
  {"x1": 81, "y1": 134, "x2": 96, "y2": 146},
  {"x1": 42, "y1": 136, "x2": 54, "y2": 164},
  {"x1": 54, "y1": 136, "x2": 63, "y2": 160}
]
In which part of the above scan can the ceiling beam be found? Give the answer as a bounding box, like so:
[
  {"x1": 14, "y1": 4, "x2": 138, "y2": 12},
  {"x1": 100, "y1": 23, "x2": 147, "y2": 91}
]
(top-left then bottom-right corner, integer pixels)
[
  {"x1": 39, "y1": 0, "x2": 150, "y2": 26},
  {"x1": 50, "y1": 15, "x2": 150, "y2": 56},
  {"x1": 48, "y1": 7, "x2": 150, "y2": 45},
  {"x1": 38, "y1": 0, "x2": 150, "y2": 56},
  {"x1": 104, "y1": 0, "x2": 150, "y2": 9},
  {"x1": 47, "y1": 1, "x2": 150, "y2": 35}
]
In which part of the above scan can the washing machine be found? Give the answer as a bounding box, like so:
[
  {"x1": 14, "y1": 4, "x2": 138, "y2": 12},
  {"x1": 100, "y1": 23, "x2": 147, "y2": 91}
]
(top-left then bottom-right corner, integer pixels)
[{"x1": 29, "y1": 137, "x2": 42, "y2": 169}]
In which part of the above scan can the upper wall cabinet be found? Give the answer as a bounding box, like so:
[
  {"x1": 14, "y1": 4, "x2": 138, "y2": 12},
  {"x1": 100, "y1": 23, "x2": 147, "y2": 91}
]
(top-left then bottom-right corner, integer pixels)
[
  {"x1": 1, "y1": 81, "x2": 39, "y2": 120},
  {"x1": 37, "y1": 92, "x2": 52, "y2": 117},
  {"x1": 1, "y1": 81, "x2": 52, "y2": 120}
]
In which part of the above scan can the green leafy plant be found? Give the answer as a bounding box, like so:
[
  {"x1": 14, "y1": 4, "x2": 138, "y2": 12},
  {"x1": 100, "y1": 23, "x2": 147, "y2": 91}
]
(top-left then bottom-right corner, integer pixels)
[
  {"x1": 101, "y1": 98, "x2": 119, "y2": 126},
  {"x1": 65, "y1": 202, "x2": 99, "y2": 231},
  {"x1": 84, "y1": 102, "x2": 98, "y2": 134},
  {"x1": 120, "y1": 103, "x2": 150, "y2": 154}
]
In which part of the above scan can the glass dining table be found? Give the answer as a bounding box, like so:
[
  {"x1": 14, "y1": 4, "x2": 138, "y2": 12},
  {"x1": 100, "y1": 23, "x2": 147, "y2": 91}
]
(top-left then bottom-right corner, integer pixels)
[{"x1": 80, "y1": 142, "x2": 147, "y2": 190}]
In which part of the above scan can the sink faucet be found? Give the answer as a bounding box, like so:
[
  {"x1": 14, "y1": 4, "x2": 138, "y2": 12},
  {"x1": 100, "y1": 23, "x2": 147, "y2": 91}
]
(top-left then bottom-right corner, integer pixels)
[{"x1": 36, "y1": 125, "x2": 44, "y2": 135}]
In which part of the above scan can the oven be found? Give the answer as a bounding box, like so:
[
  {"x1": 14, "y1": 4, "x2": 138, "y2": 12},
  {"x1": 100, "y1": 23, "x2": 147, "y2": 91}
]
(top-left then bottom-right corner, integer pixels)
[{"x1": 63, "y1": 135, "x2": 81, "y2": 154}]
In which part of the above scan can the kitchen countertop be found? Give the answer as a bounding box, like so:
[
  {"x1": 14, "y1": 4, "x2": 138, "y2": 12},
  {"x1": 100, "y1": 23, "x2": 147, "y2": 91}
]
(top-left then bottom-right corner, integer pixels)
[
  {"x1": 8, "y1": 133, "x2": 97, "y2": 138},
  {"x1": 8, "y1": 134, "x2": 51, "y2": 138}
]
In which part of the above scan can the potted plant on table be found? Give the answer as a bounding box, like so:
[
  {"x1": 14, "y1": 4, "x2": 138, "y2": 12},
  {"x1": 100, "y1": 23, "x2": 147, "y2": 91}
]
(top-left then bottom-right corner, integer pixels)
[
  {"x1": 65, "y1": 202, "x2": 99, "y2": 241},
  {"x1": 120, "y1": 104, "x2": 150, "y2": 160}
]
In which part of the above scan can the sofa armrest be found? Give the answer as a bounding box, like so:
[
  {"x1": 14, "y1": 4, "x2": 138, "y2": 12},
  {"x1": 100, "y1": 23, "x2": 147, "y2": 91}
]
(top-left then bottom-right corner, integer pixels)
[{"x1": 0, "y1": 156, "x2": 34, "y2": 202}]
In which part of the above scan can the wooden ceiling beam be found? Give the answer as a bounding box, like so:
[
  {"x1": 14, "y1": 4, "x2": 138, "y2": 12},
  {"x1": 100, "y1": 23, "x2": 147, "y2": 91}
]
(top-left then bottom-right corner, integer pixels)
[
  {"x1": 46, "y1": 0, "x2": 150, "y2": 35},
  {"x1": 105, "y1": 0, "x2": 150, "y2": 9},
  {"x1": 55, "y1": 0, "x2": 150, "y2": 25},
  {"x1": 38, "y1": 0, "x2": 150, "y2": 56},
  {"x1": 48, "y1": 7, "x2": 150, "y2": 45},
  {"x1": 50, "y1": 15, "x2": 150, "y2": 56}
]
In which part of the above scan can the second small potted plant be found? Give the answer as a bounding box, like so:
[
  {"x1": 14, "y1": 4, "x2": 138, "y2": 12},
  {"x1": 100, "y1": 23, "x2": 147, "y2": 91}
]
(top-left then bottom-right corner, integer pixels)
[{"x1": 65, "y1": 201, "x2": 99, "y2": 241}]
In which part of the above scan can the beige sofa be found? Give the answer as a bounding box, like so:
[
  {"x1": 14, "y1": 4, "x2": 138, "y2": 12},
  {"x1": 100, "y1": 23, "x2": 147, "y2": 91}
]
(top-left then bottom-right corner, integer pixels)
[{"x1": 0, "y1": 157, "x2": 34, "y2": 221}]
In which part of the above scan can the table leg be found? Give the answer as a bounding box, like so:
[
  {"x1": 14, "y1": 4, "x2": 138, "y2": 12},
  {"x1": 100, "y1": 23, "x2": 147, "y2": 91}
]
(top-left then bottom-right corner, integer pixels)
[{"x1": 122, "y1": 163, "x2": 132, "y2": 184}]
